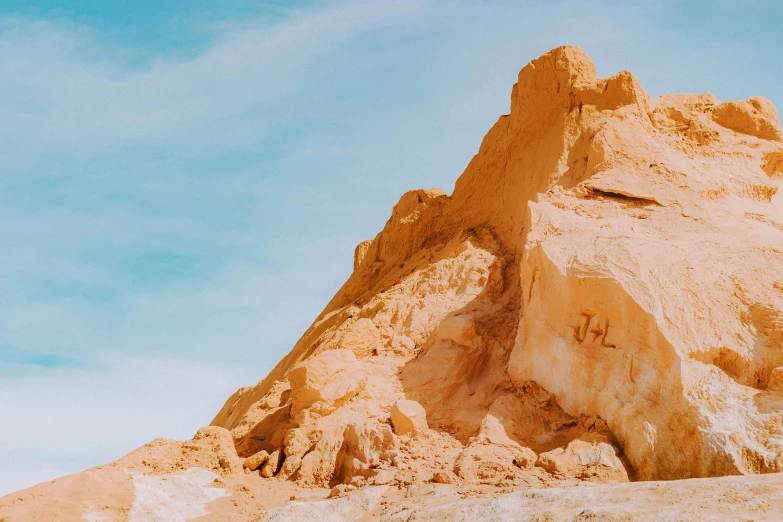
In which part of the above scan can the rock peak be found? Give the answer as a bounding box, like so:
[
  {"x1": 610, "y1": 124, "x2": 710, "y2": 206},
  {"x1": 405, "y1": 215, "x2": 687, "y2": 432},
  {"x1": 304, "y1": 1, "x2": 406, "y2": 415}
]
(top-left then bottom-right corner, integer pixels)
[{"x1": 212, "y1": 45, "x2": 783, "y2": 485}]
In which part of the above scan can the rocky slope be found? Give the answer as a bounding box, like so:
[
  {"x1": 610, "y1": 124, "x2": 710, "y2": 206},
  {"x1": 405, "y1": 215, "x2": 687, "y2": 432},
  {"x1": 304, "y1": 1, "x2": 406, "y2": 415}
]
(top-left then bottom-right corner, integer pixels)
[{"x1": 2, "y1": 46, "x2": 783, "y2": 521}]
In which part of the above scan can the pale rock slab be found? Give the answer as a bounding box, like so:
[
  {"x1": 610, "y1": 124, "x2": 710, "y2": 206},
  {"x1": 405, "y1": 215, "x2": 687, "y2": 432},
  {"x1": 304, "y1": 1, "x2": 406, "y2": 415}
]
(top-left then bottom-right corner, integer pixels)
[
  {"x1": 288, "y1": 349, "x2": 366, "y2": 418},
  {"x1": 129, "y1": 468, "x2": 228, "y2": 522},
  {"x1": 338, "y1": 318, "x2": 384, "y2": 357},
  {"x1": 390, "y1": 399, "x2": 428, "y2": 436},
  {"x1": 382, "y1": 474, "x2": 783, "y2": 521},
  {"x1": 535, "y1": 435, "x2": 628, "y2": 481},
  {"x1": 262, "y1": 486, "x2": 387, "y2": 522}
]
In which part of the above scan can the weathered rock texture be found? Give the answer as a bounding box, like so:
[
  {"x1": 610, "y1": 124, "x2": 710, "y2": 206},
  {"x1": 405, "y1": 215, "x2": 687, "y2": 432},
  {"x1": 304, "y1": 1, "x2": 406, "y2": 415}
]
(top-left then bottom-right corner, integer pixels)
[
  {"x1": 212, "y1": 45, "x2": 783, "y2": 486},
  {"x1": 2, "y1": 46, "x2": 783, "y2": 521}
]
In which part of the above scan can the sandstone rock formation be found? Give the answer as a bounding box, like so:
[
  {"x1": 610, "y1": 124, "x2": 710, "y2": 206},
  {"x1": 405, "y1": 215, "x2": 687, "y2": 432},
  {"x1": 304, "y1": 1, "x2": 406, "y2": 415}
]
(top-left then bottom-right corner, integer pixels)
[
  {"x1": 2, "y1": 45, "x2": 783, "y2": 521},
  {"x1": 212, "y1": 44, "x2": 783, "y2": 486}
]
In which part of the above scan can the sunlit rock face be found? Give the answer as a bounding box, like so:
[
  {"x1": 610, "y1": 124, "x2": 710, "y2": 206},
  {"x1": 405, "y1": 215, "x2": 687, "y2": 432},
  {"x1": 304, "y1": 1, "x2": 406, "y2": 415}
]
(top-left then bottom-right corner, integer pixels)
[{"x1": 212, "y1": 45, "x2": 783, "y2": 485}]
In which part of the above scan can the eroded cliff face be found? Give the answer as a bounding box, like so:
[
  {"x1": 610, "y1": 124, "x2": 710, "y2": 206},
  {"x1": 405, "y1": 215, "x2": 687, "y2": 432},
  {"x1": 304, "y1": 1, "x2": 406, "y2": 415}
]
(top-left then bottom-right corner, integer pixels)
[
  {"x1": 511, "y1": 84, "x2": 783, "y2": 479},
  {"x1": 3, "y1": 45, "x2": 783, "y2": 522},
  {"x1": 211, "y1": 45, "x2": 783, "y2": 486}
]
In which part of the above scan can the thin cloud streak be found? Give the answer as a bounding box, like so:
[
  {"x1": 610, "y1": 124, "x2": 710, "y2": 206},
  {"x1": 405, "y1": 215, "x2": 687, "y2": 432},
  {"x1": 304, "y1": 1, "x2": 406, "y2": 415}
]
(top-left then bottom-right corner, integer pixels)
[
  {"x1": 0, "y1": 1, "x2": 422, "y2": 163},
  {"x1": 0, "y1": 354, "x2": 256, "y2": 495}
]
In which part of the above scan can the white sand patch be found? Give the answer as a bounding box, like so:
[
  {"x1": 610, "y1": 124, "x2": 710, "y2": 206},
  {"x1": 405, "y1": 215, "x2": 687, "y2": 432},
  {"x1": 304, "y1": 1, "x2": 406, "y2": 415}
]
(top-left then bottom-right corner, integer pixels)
[
  {"x1": 261, "y1": 486, "x2": 388, "y2": 522},
  {"x1": 129, "y1": 467, "x2": 228, "y2": 521}
]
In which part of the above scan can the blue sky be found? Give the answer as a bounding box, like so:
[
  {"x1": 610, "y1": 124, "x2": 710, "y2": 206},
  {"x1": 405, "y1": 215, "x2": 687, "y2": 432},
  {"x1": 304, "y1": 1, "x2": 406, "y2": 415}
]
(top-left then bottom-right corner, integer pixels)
[{"x1": 0, "y1": 0, "x2": 781, "y2": 495}]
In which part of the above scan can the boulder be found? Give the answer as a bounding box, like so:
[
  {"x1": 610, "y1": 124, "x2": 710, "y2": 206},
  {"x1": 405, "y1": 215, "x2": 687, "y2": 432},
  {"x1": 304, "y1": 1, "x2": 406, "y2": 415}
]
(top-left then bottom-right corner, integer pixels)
[
  {"x1": 339, "y1": 318, "x2": 384, "y2": 357},
  {"x1": 535, "y1": 436, "x2": 629, "y2": 482},
  {"x1": 372, "y1": 469, "x2": 396, "y2": 485},
  {"x1": 261, "y1": 449, "x2": 283, "y2": 478},
  {"x1": 712, "y1": 96, "x2": 783, "y2": 141},
  {"x1": 390, "y1": 400, "x2": 428, "y2": 436},
  {"x1": 242, "y1": 450, "x2": 269, "y2": 471},
  {"x1": 454, "y1": 443, "x2": 534, "y2": 484},
  {"x1": 288, "y1": 349, "x2": 366, "y2": 417},
  {"x1": 431, "y1": 471, "x2": 455, "y2": 484}
]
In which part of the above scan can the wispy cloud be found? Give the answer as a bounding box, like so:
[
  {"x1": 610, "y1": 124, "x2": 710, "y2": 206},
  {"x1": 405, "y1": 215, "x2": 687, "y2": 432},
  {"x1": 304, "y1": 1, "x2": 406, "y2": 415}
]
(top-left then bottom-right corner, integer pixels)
[
  {"x1": 0, "y1": 2, "x2": 423, "y2": 161},
  {"x1": 0, "y1": 1, "x2": 426, "y2": 362},
  {"x1": 0, "y1": 354, "x2": 255, "y2": 495}
]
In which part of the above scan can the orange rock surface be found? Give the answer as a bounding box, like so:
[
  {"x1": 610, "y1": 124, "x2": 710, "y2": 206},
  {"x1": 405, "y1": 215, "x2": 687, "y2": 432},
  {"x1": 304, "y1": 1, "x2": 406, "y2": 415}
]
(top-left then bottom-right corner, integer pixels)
[{"x1": 2, "y1": 45, "x2": 783, "y2": 521}]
